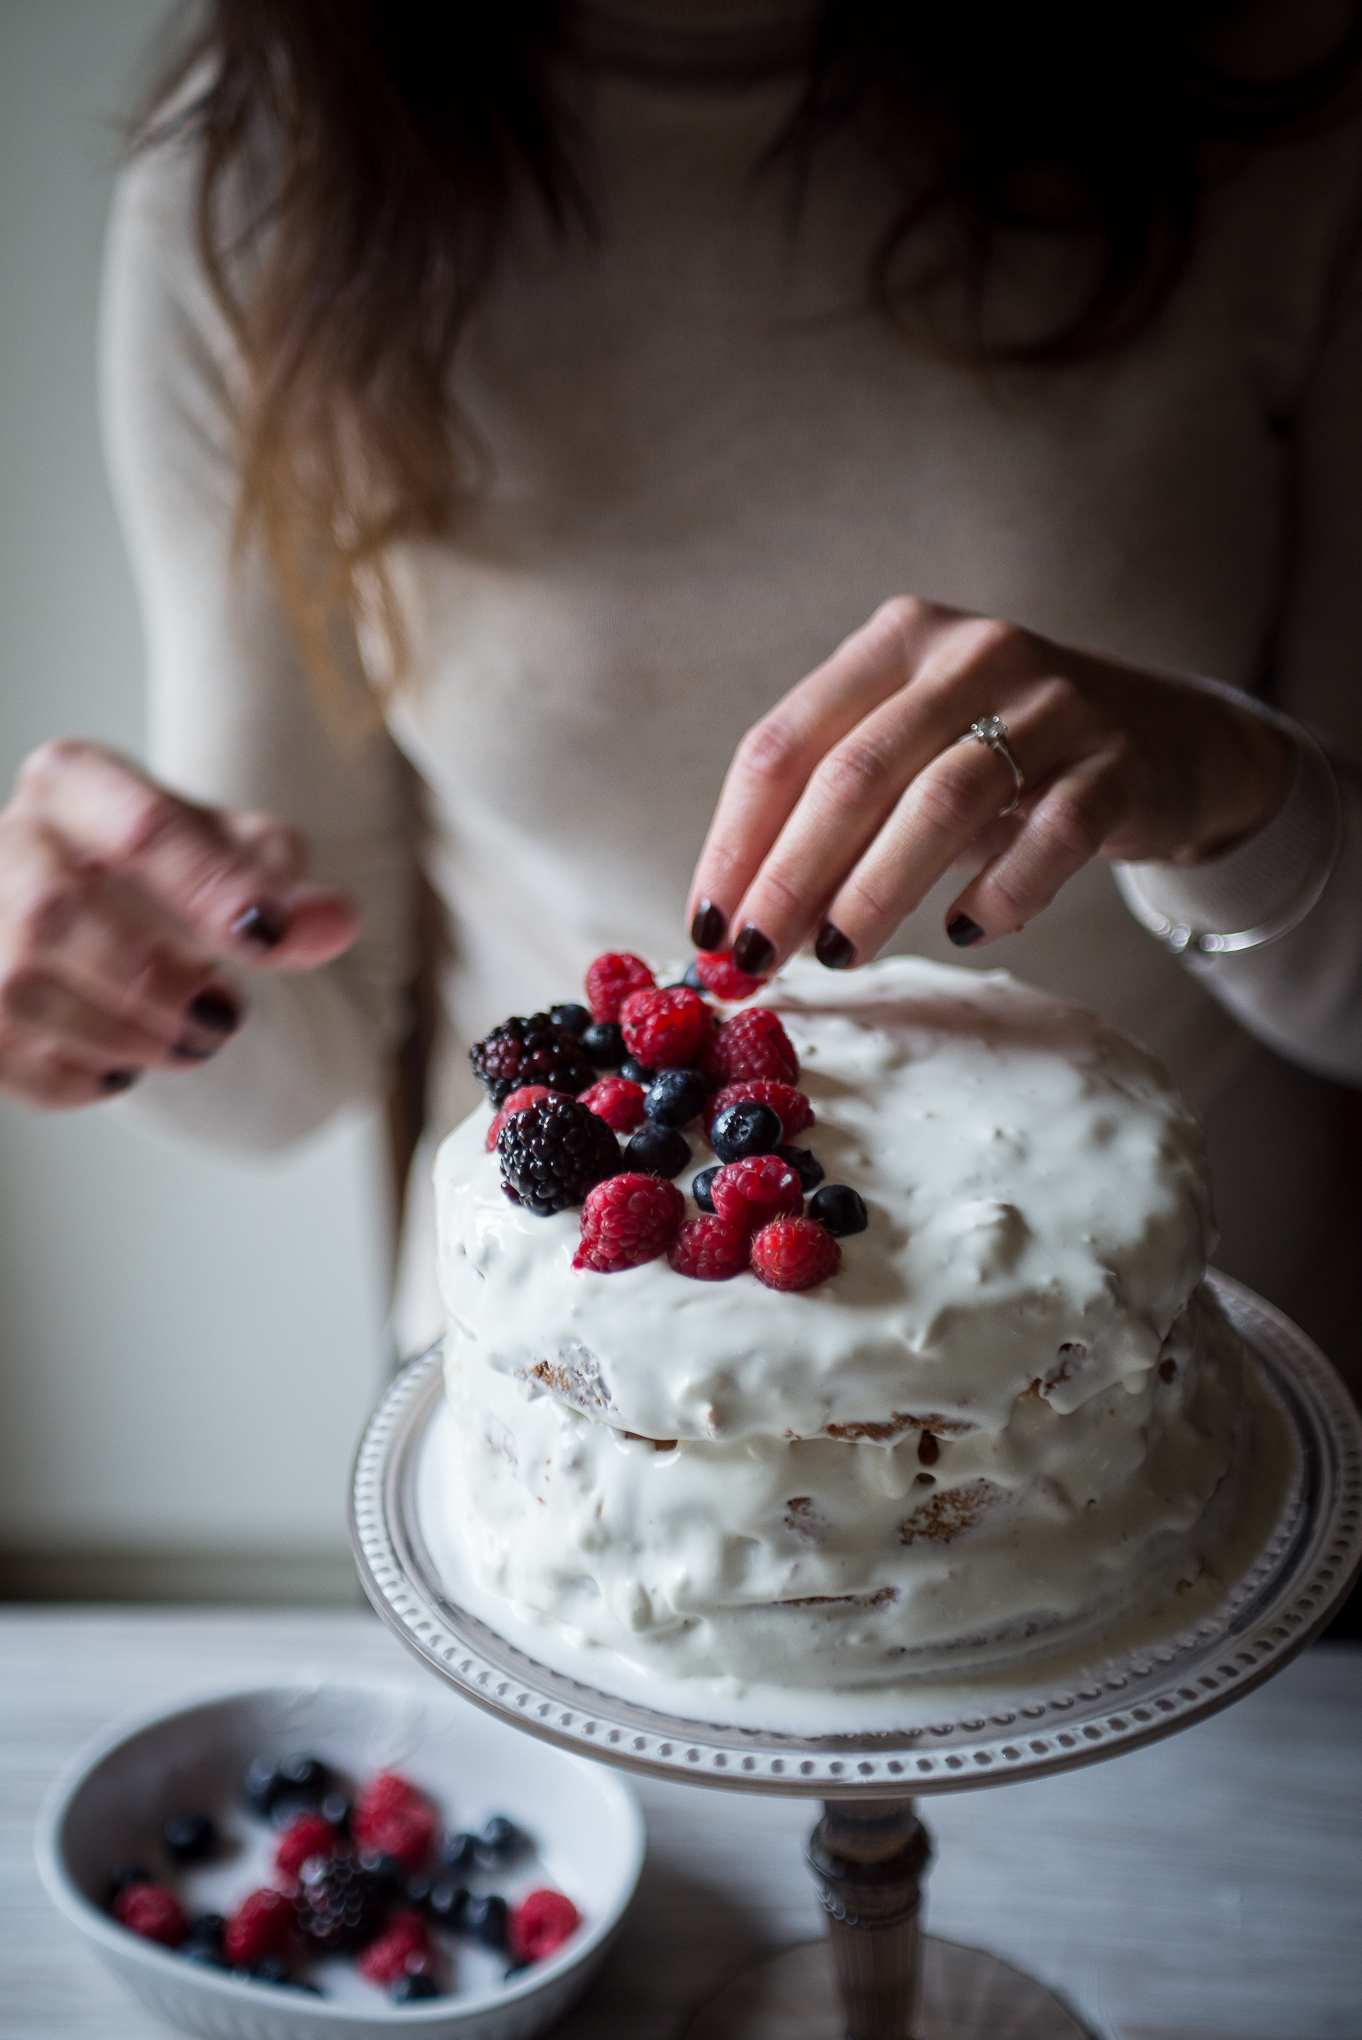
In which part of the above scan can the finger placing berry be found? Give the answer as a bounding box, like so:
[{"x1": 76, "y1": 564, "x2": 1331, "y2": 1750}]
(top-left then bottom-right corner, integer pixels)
[
  {"x1": 621, "y1": 1123, "x2": 692, "y2": 1178},
  {"x1": 710, "y1": 1099, "x2": 783, "y2": 1162},
  {"x1": 112, "y1": 1880, "x2": 187, "y2": 1947},
  {"x1": 585, "y1": 952, "x2": 655, "y2": 1023},
  {"x1": 711, "y1": 1154, "x2": 803, "y2": 1232},
  {"x1": 691, "y1": 950, "x2": 768, "y2": 1000},
  {"x1": 808, "y1": 1184, "x2": 869, "y2": 1236},
  {"x1": 704, "y1": 1079, "x2": 813, "y2": 1143},
  {"x1": 575, "y1": 1173, "x2": 685, "y2": 1271},
  {"x1": 751, "y1": 1216, "x2": 842, "y2": 1291},
  {"x1": 620, "y1": 986, "x2": 709, "y2": 1069},
  {"x1": 498, "y1": 1096, "x2": 621, "y2": 1214},
  {"x1": 579, "y1": 1076, "x2": 647, "y2": 1133},
  {"x1": 508, "y1": 1888, "x2": 582, "y2": 1965},
  {"x1": 667, "y1": 1214, "x2": 751, "y2": 1280},
  {"x1": 705, "y1": 1007, "x2": 799, "y2": 1086}
]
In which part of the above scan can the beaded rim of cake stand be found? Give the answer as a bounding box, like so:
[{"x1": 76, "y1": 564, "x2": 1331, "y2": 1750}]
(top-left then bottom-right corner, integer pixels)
[{"x1": 349, "y1": 1273, "x2": 1362, "y2": 1798}]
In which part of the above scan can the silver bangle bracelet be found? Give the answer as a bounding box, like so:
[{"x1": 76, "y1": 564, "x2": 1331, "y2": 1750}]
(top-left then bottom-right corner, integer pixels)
[{"x1": 1112, "y1": 726, "x2": 1343, "y2": 958}]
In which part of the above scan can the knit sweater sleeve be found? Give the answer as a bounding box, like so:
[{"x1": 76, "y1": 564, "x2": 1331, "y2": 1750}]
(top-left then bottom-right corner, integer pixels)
[{"x1": 99, "y1": 134, "x2": 416, "y2": 1152}]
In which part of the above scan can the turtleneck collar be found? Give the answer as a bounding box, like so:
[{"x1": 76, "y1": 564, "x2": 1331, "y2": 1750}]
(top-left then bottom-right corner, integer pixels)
[{"x1": 568, "y1": 0, "x2": 819, "y2": 80}]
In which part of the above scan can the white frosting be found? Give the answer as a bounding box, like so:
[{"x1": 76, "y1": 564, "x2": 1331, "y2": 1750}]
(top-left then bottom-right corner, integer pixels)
[{"x1": 431, "y1": 956, "x2": 1244, "y2": 1688}]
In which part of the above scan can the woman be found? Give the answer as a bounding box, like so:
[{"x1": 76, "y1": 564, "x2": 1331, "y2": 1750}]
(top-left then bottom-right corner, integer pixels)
[{"x1": 0, "y1": 0, "x2": 1359, "y2": 1366}]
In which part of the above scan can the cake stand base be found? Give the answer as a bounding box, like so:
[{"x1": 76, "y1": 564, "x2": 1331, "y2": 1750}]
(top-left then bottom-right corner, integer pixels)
[{"x1": 681, "y1": 1936, "x2": 1096, "y2": 2040}]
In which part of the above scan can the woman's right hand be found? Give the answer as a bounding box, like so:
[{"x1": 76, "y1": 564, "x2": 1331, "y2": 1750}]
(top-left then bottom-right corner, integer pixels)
[{"x1": 0, "y1": 740, "x2": 359, "y2": 1109}]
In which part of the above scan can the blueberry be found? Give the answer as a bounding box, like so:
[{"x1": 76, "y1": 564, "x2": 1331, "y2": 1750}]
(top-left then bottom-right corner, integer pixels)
[
  {"x1": 241, "y1": 1955, "x2": 291, "y2": 1985},
  {"x1": 436, "y1": 1829, "x2": 478, "y2": 1876},
  {"x1": 319, "y1": 1790, "x2": 351, "y2": 1829},
  {"x1": 779, "y1": 1144, "x2": 825, "y2": 1192},
  {"x1": 108, "y1": 1863, "x2": 152, "y2": 1899},
  {"x1": 426, "y1": 1881, "x2": 468, "y2": 1928},
  {"x1": 243, "y1": 1755, "x2": 282, "y2": 1816},
  {"x1": 581, "y1": 1021, "x2": 626, "y2": 1068},
  {"x1": 619, "y1": 1058, "x2": 655, "y2": 1086},
  {"x1": 463, "y1": 1893, "x2": 509, "y2": 1949},
  {"x1": 682, "y1": 961, "x2": 706, "y2": 990},
  {"x1": 476, "y1": 1815, "x2": 526, "y2": 1864},
  {"x1": 358, "y1": 1849, "x2": 407, "y2": 1896},
  {"x1": 808, "y1": 1184, "x2": 868, "y2": 1236},
  {"x1": 622, "y1": 1124, "x2": 691, "y2": 1179},
  {"x1": 184, "y1": 1912, "x2": 226, "y2": 1955},
  {"x1": 550, "y1": 1002, "x2": 591, "y2": 1036},
  {"x1": 162, "y1": 1811, "x2": 216, "y2": 1864},
  {"x1": 711, "y1": 1100, "x2": 782, "y2": 1162},
  {"x1": 183, "y1": 1941, "x2": 228, "y2": 1967},
  {"x1": 644, "y1": 1069, "x2": 706, "y2": 1129},
  {"x1": 270, "y1": 1791, "x2": 323, "y2": 1831},
  {"x1": 691, "y1": 1165, "x2": 720, "y2": 1213},
  {"x1": 277, "y1": 1753, "x2": 330, "y2": 1799},
  {"x1": 505, "y1": 1960, "x2": 533, "y2": 1980},
  {"x1": 392, "y1": 1973, "x2": 441, "y2": 2001}
]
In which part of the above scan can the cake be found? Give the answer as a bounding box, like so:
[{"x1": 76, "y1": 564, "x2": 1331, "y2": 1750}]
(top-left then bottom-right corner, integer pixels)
[{"x1": 432, "y1": 955, "x2": 1245, "y2": 1689}]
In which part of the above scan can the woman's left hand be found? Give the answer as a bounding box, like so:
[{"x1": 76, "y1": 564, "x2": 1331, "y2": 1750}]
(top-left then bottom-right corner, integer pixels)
[{"x1": 687, "y1": 596, "x2": 1294, "y2": 970}]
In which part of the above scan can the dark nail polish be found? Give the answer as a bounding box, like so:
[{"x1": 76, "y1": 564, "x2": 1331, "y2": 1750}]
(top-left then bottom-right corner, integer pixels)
[
  {"x1": 732, "y1": 923, "x2": 775, "y2": 975},
  {"x1": 100, "y1": 1070, "x2": 139, "y2": 1094},
  {"x1": 946, "y1": 913, "x2": 984, "y2": 948},
  {"x1": 172, "y1": 1040, "x2": 216, "y2": 1062},
  {"x1": 188, "y1": 988, "x2": 240, "y2": 1035},
  {"x1": 690, "y1": 899, "x2": 725, "y2": 951},
  {"x1": 231, "y1": 903, "x2": 287, "y2": 949},
  {"x1": 815, "y1": 923, "x2": 855, "y2": 970}
]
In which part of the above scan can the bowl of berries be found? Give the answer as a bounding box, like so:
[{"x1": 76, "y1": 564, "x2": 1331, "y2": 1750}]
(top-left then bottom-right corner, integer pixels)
[{"x1": 35, "y1": 1678, "x2": 644, "y2": 2038}]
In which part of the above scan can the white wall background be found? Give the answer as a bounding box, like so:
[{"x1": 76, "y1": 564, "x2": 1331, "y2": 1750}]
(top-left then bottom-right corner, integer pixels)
[{"x1": 0, "y1": 0, "x2": 390, "y2": 1596}]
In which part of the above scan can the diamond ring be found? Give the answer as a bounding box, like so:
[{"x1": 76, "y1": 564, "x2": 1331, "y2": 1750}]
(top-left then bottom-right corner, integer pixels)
[{"x1": 956, "y1": 715, "x2": 1024, "y2": 818}]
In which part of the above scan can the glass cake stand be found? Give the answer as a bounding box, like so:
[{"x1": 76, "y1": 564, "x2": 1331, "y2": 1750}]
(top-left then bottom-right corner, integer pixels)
[{"x1": 349, "y1": 1274, "x2": 1362, "y2": 2039}]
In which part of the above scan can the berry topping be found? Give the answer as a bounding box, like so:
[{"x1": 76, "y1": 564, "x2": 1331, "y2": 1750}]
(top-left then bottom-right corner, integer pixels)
[
  {"x1": 710, "y1": 1099, "x2": 783, "y2": 1162},
  {"x1": 751, "y1": 1216, "x2": 842, "y2": 1291},
  {"x1": 667, "y1": 1214, "x2": 751, "y2": 1280},
  {"x1": 581, "y1": 1020, "x2": 626, "y2": 1067},
  {"x1": 644, "y1": 1068, "x2": 707, "y2": 1129},
  {"x1": 294, "y1": 1852, "x2": 390, "y2": 1952},
  {"x1": 418, "y1": 1878, "x2": 468, "y2": 1927},
  {"x1": 484, "y1": 1083, "x2": 559, "y2": 1151},
  {"x1": 476, "y1": 1815, "x2": 527, "y2": 1864},
  {"x1": 549, "y1": 1001, "x2": 591, "y2": 1035},
  {"x1": 681, "y1": 961, "x2": 706, "y2": 989},
  {"x1": 356, "y1": 1908, "x2": 434, "y2": 1986},
  {"x1": 620, "y1": 1057, "x2": 655, "y2": 1085},
  {"x1": 277, "y1": 1752, "x2": 332, "y2": 1801},
  {"x1": 509, "y1": 1888, "x2": 583, "y2": 1965},
  {"x1": 113, "y1": 1880, "x2": 187, "y2": 1948},
  {"x1": 706, "y1": 1007, "x2": 799, "y2": 1086},
  {"x1": 470, "y1": 1013, "x2": 595, "y2": 1105},
  {"x1": 575, "y1": 1173, "x2": 685, "y2": 1272},
  {"x1": 711, "y1": 1154, "x2": 803, "y2": 1233},
  {"x1": 621, "y1": 1124, "x2": 692, "y2": 1179},
  {"x1": 393, "y1": 1972, "x2": 442, "y2": 2000},
  {"x1": 704, "y1": 1079, "x2": 813, "y2": 1143},
  {"x1": 579, "y1": 1076, "x2": 647, "y2": 1133},
  {"x1": 620, "y1": 985, "x2": 709, "y2": 1069},
  {"x1": 274, "y1": 1811, "x2": 341, "y2": 1884},
  {"x1": 224, "y1": 1886, "x2": 293, "y2": 1966},
  {"x1": 585, "y1": 952, "x2": 655, "y2": 1023},
  {"x1": 357, "y1": 1850, "x2": 409, "y2": 1895},
  {"x1": 779, "y1": 1144, "x2": 826, "y2": 1192},
  {"x1": 462, "y1": 1893, "x2": 509, "y2": 1949},
  {"x1": 498, "y1": 1096, "x2": 621, "y2": 1215},
  {"x1": 435, "y1": 1831, "x2": 478, "y2": 1876},
  {"x1": 691, "y1": 1165, "x2": 720, "y2": 1212},
  {"x1": 691, "y1": 950, "x2": 768, "y2": 1000},
  {"x1": 353, "y1": 1773, "x2": 436, "y2": 1871},
  {"x1": 109, "y1": 1862, "x2": 153, "y2": 1898},
  {"x1": 162, "y1": 1811, "x2": 216, "y2": 1864},
  {"x1": 182, "y1": 1912, "x2": 227, "y2": 1964},
  {"x1": 808, "y1": 1184, "x2": 869, "y2": 1236}
]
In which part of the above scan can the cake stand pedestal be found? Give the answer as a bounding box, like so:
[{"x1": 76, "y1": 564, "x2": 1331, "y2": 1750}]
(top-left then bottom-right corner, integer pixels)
[{"x1": 349, "y1": 1275, "x2": 1362, "y2": 2040}]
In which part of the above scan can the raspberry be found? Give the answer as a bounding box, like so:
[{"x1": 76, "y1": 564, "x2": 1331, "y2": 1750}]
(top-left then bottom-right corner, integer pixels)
[
  {"x1": 707, "y1": 1007, "x2": 799, "y2": 1086},
  {"x1": 498, "y1": 1096, "x2": 621, "y2": 1215},
  {"x1": 585, "y1": 952, "x2": 655, "y2": 1023},
  {"x1": 692, "y1": 950, "x2": 767, "y2": 1000},
  {"x1": 704, "y1": 1080, "x2": 813, "y2": 1144},
  {"x1": 667, "y1": 1214, "x2": 751, "y2": 1280},
  {"x1": 575, "y1": 1172, "x2": 685, "y2": 1271},
  {"x1": 112, "y1": 1880, "x2": 186, "y2": 1947},
  {"x1": 470, "y1": 1013, "x2": 595, "y2": 1106},
  {"x1": 274, "y1": 1812, "x2": 340, "y2": 1884},
  {"x1": 620, "y1": 986, "x2": 709, "y2": 1069},
  {"x1": 225, "y1": 1886, "x2": 294, "y2": 1965},
  {"x1": 485, "y1": 1084, "x2": 560, "y2": 1151},
  {"x1": 356, "y1": 1908, "x2": 434, "y2": 1985},
  {"x1": 579, "y1": 1076, "x2": 646, "y2": 1133},
  {"x1": 711, "y1": 1154, "x2": 803, "y2": 1233},
  {"x1": 751, "y1": 1216, "x2": 842, "y2": 1291},
  {"x1": 353, "y1": 1773, "x2": 436, "y2": 1870},
  {"x1": 508, "y1": 1888, "x2": 582, "y2": 1965},
  {"x1": 293, "y1": 1852, "x2": 390, "y2": 1952}
]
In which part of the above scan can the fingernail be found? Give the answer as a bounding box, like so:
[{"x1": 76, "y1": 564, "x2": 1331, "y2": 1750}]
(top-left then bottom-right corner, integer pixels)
[
  {"x1": 690, "y1": 899, "x2": 725, "y2": 951},
  {"x1": 172, "y1": 1040, "x2": 217, "y2": 1062},
  {"x1": 946, "y1": 913, "x2": 983, "y2": 948},
  {"x1": 100, "y1": 1070, "x2": 139, "y2": 1094},
  {"x1": 188, "y1": 988, "x2": 240, "y2": 1035},
  {"x1": 733, "y1": 923, "x2": 775, "y2": 975},
  {"x1": 815, "y1": 923, "x2": 855, "y2": 970},
  {"x1": 231, "y1": 903, "x2": 287, "y2": 949}
]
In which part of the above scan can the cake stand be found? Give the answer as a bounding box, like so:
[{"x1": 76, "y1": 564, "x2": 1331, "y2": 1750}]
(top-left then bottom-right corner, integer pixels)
[{"x1": 349, "y1": 1274, "x2": 1362, "y2": 2040}]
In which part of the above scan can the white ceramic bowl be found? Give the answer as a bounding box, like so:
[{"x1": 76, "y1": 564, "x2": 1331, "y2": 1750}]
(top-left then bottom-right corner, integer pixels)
[{"x1": 36, "y1": 1679, "x2": 645, "y2": 2040}]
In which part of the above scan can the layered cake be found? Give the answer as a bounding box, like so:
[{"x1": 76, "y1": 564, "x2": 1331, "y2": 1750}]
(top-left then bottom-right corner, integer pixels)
[{"x1": 432, "y1": 954, "x2": 1245, "y2": 1688}]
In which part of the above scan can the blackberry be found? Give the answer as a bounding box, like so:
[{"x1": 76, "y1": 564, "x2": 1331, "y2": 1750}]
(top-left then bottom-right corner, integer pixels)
[
  {"x1": 645, "y1": 1069, "x2": 706, "y2": 1130},
  {"x1": 549, "y1": 1002, "x2": 591, "y2": 1036},
  {"x1": 581, "y1": 1021, "x2": 626, "y2": 1068},
  {"x1": 711, "y1": 1100, "x2": 782, "y2": 1161},
  {"x1": 779, "y1": 1145, "x2": 825, "y2": 1193},
  {"x1": 497, "y1": 1097, "x2": 620, "y2": 1214},
  {"x1": 293, "y1": 1851, "x2": 390, "y2": 1954},
  {"x1": 808, "y1": 1184, "x2": 869, "y2": 1236},
  {"x1": 691, "y1": 1165, "x2": 720, "y2": 1212},
  {"x1": 470, "y1": 1014, "x2": 595, "y2": 1106},
  {"x1": 622, "y1": 1124, "x2": 690, "y2": 1179}
]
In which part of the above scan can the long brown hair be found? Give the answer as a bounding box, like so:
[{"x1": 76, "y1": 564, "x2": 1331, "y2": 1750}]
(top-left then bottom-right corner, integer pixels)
[{"x1": 139, "y1": 1, "x2": 1362, "y2": 721}]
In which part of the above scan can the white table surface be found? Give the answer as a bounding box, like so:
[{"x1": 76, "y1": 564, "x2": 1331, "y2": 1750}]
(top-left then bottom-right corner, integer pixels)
[{"x1": 2, "y1": 1609, "x2": 1358, "y2": 2040}]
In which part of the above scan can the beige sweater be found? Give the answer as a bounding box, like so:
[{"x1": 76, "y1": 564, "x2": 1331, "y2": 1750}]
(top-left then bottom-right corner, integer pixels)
[{"x1": 100, "y1": 6, "x2": 1362, "y2": 1356}]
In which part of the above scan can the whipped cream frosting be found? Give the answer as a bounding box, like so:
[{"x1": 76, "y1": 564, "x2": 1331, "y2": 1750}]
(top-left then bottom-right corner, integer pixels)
[{"x1": 431, "y1": 955, "x2": 1243, "y2": 1688}]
